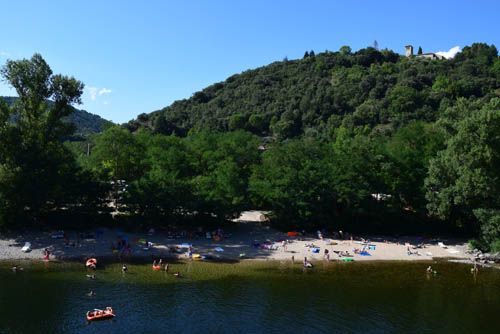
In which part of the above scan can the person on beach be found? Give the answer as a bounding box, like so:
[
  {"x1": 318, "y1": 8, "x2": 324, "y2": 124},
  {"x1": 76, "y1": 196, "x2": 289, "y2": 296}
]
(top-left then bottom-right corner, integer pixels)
[
  {"x1": 282, "y1": 240, "x2": 287, "y2": 251},
  {"x1": 164, "y1": 263, "x2": 169, "y2": 272},
  {"x1": 426, "y1": 266, "x2": 437, "y2": 275},
  {"x1": 324, "y1": 249, "x2": 330, "y2": 261},
  {"x1": 303, "y1": 257, "x2": 313, "y2": 268},
  {"x1": 122, "y1": 264, "x2": 128, "y2": 273},
  {"x1": 43, "y1": 248, "x2": 50, "y2": 261},
  {"x1": 291, "y1": 255, "x2": 295, "y2": 264}
]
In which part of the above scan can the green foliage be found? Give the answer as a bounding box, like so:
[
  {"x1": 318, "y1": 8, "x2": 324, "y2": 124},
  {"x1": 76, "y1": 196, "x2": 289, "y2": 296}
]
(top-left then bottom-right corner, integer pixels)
[
  {"x1": 384, "y1": 121, "x2": 445, "y2": 212},
  {"x1": 1, "y1": 96, "x2": 113, "y2": 138},
  {"x1": 426, "y1": 99, "x2": 500, "y2": 238},
  {"x1": 131, "y1": 43, "x2": 497, "y2": 140},
  {"x1": 90, "y1": 126, "x2": 146, "y2": 182},
  {"x1": 473, "y1": 209, "x2": 500, "y2": 248},
  {"x1": 86, "y1": 129, "x2": 260, "y2": 222},
  {"x1": 0, "y1": 54, "x2": 108, "y2": 227}
]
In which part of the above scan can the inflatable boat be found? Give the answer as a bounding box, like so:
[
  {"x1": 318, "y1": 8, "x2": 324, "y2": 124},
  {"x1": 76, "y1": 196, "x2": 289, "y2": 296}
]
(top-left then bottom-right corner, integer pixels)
[{"x1": 86, "y1": 307, "x2": 115, "y2": 321}]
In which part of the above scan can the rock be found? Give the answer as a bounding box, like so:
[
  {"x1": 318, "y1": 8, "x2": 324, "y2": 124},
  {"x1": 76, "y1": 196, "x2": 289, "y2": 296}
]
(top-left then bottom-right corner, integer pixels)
[{"x1": 484, "y1": 252, "x2": 500, "y2": 263}]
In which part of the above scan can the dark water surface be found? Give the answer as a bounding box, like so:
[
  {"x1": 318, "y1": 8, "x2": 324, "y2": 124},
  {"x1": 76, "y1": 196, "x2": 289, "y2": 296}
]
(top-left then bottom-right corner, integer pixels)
[{"x1": 0, "y1": 261, "x2": 499, "y2": 334}]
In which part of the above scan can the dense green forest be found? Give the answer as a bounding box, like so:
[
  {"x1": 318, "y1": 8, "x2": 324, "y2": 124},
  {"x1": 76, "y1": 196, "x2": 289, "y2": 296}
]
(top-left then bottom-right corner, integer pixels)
[
  {"x1": 1, "y1": 96, "x2": 112, "y2": 138},
  {"x1": 1, "y1": 44, "x2": 499, "y2": 252}
]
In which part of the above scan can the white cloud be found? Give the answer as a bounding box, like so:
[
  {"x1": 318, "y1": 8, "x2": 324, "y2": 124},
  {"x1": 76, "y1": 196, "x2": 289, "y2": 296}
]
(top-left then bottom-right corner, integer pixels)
[
  {"x1": 87, "y1": 86, "x2": 98, "y2": 101},
  {"x1": 98, "y1": 88, "x2": 112, "y2": 95},
  {"x1": 436, "y1": 46, "x2": 461, "y2": 59},
  {"x1": 87, "y1": 86, "x2": 112, "y2": 101}
]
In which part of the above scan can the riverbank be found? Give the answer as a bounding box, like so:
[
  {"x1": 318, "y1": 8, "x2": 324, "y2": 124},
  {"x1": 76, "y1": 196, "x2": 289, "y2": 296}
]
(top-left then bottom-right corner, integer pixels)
[{"x1": 0, "y1": 221, "x2": 473, "y2": 264}]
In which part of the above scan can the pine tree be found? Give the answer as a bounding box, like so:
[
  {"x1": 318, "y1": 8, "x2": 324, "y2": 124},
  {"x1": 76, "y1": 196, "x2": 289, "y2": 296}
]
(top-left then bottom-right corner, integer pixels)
[{"x1": 418, "y1": 46, "x2": 423, "y2": 55}]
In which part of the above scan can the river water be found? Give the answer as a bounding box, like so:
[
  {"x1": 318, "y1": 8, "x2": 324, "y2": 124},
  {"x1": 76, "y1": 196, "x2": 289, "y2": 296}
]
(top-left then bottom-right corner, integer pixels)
[{"x1": 0, "y1": 260, "x2": 498, "y2": 334}]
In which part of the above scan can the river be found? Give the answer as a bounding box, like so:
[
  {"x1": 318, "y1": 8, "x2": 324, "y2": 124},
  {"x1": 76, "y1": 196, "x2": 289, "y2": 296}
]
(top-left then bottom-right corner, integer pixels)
[{"x1": 0, "y1": 260, "x2": 499, "y2": 333}]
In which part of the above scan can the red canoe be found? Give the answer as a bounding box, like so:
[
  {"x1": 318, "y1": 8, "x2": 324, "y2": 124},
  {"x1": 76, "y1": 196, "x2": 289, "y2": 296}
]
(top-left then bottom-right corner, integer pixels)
[{"x1": 86, "y1": 307, "x2": 115, "y2": 321}]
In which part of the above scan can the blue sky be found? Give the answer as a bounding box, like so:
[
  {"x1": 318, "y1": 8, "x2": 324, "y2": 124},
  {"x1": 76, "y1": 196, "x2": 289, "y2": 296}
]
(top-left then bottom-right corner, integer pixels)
[{"x1": 0, "y1": 0, "x2": 499, "y2": 123}]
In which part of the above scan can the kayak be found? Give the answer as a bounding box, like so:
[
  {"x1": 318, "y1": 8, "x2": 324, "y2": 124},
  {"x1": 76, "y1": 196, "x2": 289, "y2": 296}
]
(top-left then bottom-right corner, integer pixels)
[{"x1": 86, "y1": 307, "x2": 115, "y2": 321}]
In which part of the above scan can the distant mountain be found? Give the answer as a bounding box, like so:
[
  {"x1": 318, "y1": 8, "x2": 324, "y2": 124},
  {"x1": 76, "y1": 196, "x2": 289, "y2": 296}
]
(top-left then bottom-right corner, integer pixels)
[
  {"x1": 128, "y1": 43, "x2": 499, "y2": 139},
  {"x1": 1, "y1": 96, "x2": 113, "y2": 137}
]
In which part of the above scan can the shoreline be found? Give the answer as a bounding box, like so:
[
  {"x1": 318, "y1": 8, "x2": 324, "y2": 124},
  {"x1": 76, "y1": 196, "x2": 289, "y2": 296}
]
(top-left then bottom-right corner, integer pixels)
[{"x1": 0, "y1": 223, "x2": 479, "y2": 265}]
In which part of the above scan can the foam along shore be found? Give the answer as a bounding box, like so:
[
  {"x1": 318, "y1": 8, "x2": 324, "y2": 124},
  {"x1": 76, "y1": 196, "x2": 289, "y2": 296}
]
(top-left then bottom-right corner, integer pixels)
[{"x1": 0, "y1": 224, "x2": 471, "y2": 264}]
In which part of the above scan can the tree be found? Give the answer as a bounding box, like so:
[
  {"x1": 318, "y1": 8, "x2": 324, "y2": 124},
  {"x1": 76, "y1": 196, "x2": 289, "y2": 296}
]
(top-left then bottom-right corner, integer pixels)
[
  {"x1": 89, "y1": 126, "x2": 146, "y2": 209},
  {"x1": 417, "y1": 46, "x2": 423, "y2": 55},
  {"x1": 123, "y1": 134, "x2": 193, "y2": 220},
  {"x1": 384, "y1": 122, "x2": 445, "y2": 212},
  {"x1": 339, "y1": 46, "x2": 351, "y2": 55},
  {"x1": 250, "y1": 139, "x2": 336, "y2": 228},
  {"x1": 373, "y1": 40, "x2": 379, "y2": 50},
  {"x1": 0, "y1": 54, "x2": 87, "y2": 226},
  {"x1": 187, "y1": 131, "x2": 260, "y2": 220},
  {"x1": 425, "y1": 98, "x2": 500, "y2": 243},
  {"x1": 303, "y1": 51, "x2": 309, "y2": 59}
]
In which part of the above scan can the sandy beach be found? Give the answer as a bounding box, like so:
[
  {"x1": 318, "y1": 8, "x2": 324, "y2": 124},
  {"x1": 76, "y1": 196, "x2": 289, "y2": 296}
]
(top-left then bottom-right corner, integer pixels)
[{"x1": 0, "y1": 217, "x2": 471, "y2": 264}]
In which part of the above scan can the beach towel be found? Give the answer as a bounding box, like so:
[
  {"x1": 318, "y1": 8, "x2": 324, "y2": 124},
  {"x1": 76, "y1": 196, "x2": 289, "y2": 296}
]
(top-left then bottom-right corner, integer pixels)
[
  {"x1": 359, "y1": 251, "x2": 371, "y2": 256},
  {"x1": 311, "y1": 247, "x2": 320, "y2": 253}
]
